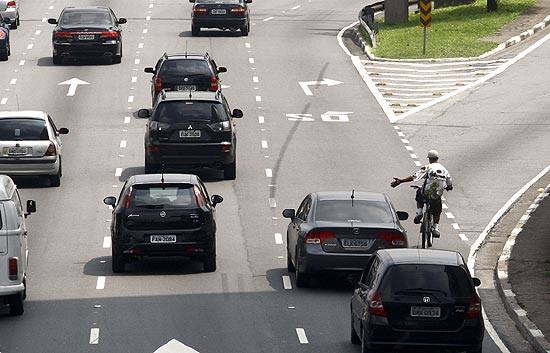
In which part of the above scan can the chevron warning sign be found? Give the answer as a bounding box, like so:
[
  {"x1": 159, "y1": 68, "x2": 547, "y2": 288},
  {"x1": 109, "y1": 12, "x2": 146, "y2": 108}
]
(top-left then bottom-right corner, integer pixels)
[{"x1": 420, "y1": 0, "x2": 432, "y2": 27}]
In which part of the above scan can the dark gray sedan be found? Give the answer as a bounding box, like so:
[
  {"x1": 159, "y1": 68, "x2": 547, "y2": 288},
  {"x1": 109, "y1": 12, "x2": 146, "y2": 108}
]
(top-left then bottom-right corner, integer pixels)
[{"x1": 283, "y1": 191, "x2": 409, "y2": 287}]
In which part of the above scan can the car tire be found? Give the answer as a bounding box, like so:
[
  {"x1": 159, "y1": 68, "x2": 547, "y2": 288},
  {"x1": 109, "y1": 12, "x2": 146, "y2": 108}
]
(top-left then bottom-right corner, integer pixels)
[
  {"x1": 10, "y1": 20, "x2": 17, "y2": 30},
  {"x1": 144, "y1": 158, "x2": 158, "y2": 174},
  {"x1": 203, "y1": 253, "x2": 216, "y2": 272},
  {"x1": 16, "y1": 16, "x2": 20, "y2": 26},
  {"x1": 286, "y1": 247, "x2": 295, "y2": 272},
  {"x1": 241, "y1": 23, "x2": 249, "y2": 36},
  {"x1": 0, "y1": 47, "x2": 7, "y2": 61},
  {"x1": 52, "y1": 54, "x2": 62, "y2": 65},
  {"x1": 112, "y1": 248, "x2": 126, "y2": 273},
  {"x1": 8, "y1": 293, "x2": 24, "y2": 316},
  {"x1": 223, "y1": 160, "x2": 236, "y2": 180},
  {"x1": 191, "y1": 25, "x2": 200, "y2": 36},
  {"x1": 361, "y1": 327, "x2": 378, "y2": 353},
  {"x1": 351, "y1": 317, "x2": 361, "y2": 344},
  {"x1": 49, "y1": 171, "x2": 61, "y2": 187},
  {"x1": 294, "y1": 250, "x2": 309, "y2": 288}
]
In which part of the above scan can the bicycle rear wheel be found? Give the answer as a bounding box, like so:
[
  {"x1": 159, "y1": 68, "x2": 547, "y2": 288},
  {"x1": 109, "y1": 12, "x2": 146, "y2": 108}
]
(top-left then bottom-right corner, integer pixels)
[
  {"x1": 421, "y1": 214, "x2": 428, "y2": 248},
  {"x1": 426, "y1": 212, "x2": 433, "y2": 248}
]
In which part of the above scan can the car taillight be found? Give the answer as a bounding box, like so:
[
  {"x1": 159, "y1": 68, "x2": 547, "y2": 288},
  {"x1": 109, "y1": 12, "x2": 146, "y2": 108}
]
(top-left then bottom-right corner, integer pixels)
[
  {"x1": 7, "y1": 1, "x2": 16, "y2": 8},
  {"x1": 100, "y1": 31, "x2": 118, "y2": 40},
  {"x1": 194, "y1": 6, "x2": 207, "y2": 14},
  {"x1": 220, "y1": 142, "x2": 232, "y2": 152},
  {"x1": 210, "y1": 77, "x2": 218, "y2": 91},
  {"x1": 55, "y1": 32, "x2": 73, "y2": 39},
  {"x1": 466, "y1": 293, "x2": 481, "y2": 318},
  {"x1": 9, "y1": 257, "x2": 18, "y2": 280},
  {"x1": 44, "y1": 142, "x2": 57, "y2": 156},
  {"x1": 377, "y1": 232, "x2": 406, "y2": 246},
  {"x1": 231, "y1": 6, "x2": 245, "y2": 14},
  {"x1": 194, "y1": 186, "x2": 206, "y2": 208},
  {"x1": 0, "y1": 31, "x2": 5, "y2": 39},
  {"x1": 123, "y1": 189, "x2": 133, "y2": 209},
  {"x1": 368, "y1": 290, "x2": 386, "y2": 316},
  {"x1": 304, "y1": 230, "x2": 335, "y2": 244},
  {"x1": 154, "y1": 77, "x2": 163, "y2": 91}
]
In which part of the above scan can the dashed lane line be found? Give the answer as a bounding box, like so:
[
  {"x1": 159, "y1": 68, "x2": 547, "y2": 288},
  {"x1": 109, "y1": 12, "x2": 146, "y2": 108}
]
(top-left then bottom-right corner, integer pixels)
[
  {"x1": 264, "y1": 17, "x2": 274, "y2": 21},
  {"x1": 258, "y1": 115, "x2": 264, "y2": 123},
  {"x1": 253, "y1": 76, "x2": 259, "y2": 83},
  {"x1": 96, "y1": 277, "x2": 106, "y2": 290},
  {"x1": 249, "y1": 58, "x2": 255, "y2": 64},
  {"x1": 291, "y1": 5, "x2": 301, "y2": 10},
  {"x1": 120, "y1": 140, "x2": 127, "y2": 148},
  {"x1": 19, "y1": 60, "x2": 25, "y2": 66},
  {"x1": 296, "y1": 328, "x2": 308, "y2": 344},
  {"x1": 256, "y1": 96, "x2": 262, "y2": 102},
  {"x1": 89, "y1": 328, "x2": 100, "y2": 345},
  {"x1": 282, "y1": 276, "x2": 292, "y2": 289},
  {"x1": 124, "y1": 116, "x2": 131, "y2": 124},
  {"x1": 265, "y1": 168, "x2": 272, "y2": 177},
  {"x1": 261, "y1": 139, "x2": 268, "y2": 148},
  {"x1": 102, "y1": 237, "x2": 111, "y2": 249},
  {"x1": 115, "y1": 168, "x2": 122, "y2": 177},
  {"x1": 10, "y1": 79, "x2": 16, "y2": 85},
  {"x1": 0, "y1": 98, "x2": 7, "y2": 105},
  {"x1": 274, "y1": 233, "x2": 283, "y2": 244}
]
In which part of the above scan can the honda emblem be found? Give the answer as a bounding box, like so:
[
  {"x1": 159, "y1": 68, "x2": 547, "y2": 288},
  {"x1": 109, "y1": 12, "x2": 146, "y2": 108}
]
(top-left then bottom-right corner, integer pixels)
[{"x1": 423, "y1": 296, "x2": 430, "y2": 303}]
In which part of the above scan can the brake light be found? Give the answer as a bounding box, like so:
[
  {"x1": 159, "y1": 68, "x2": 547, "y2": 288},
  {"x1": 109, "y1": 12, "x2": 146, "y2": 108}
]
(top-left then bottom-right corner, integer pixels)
[
  {"x1": 9, "y1": 258, "x2": 18, "y2": 280},
  {"x1": 7, "y1": 1, "x2": 16, "y2": 8},
  {"x1": 231, "y1": 6, "x2": 245, "y2": 14},
  {"x1": 466, "y1": 293, "x2": 481, "y2": 318},
  {"x1": 210, "y1": 77, "x2": 218, "y2": 91},
  {"x1": 377, "y1": 232, "x2": 406, "y2": 246},
  {"x1": 194, "y1": 6, "x2": 207, "y2": 14},
  {"x1": 154, "y1": 77, "x2": 163, "y2": 92},
  {"x1": 100, "y1": 31, "x2": 118, "y2": 40},
  {"x1": 194, "y1": 186, "x2": 206, "y2": 208},
  {"x1": 44, "y1": 142, "x2": 57, "y2": 156},
  {"x1": 123, "y1": 188, "x2": 133, "y2": 209},
  {"x1": 304, "y1": 230, "x2": 335, "y2": 244},
  {"x1": 0, "y1": 31, "x2": 5, "y2": 39},
  {"x1": 220, "y1": 142, "x2": 232, "y2": 152},
  {"x1": 368, "y1": 290, "x2": 386, "y2": 316},
  {"x1": 55, "y1": 32, "x2": 73, "y2": 39}
]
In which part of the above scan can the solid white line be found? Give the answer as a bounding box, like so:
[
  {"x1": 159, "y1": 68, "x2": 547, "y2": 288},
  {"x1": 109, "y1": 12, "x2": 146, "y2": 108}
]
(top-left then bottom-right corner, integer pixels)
[
  {"x1": 274, "y1": 233, "x2": 283, "y2": 244},
  {"x1": 265, "y1": 168, "x2": 272, "y2": 177},
  {"x1": 258, "y1": 115, "x2": 264, "y2": 123},
  {"x1": 0, "y1": 98, "x2": 7, "y2": 105},
  {"x1": 245, "y1": 42, "x2": 251, "y2": 48},
  {"x1": 132, "y1": 77, "x2": 137, "y2": 83},
  {"x1": 256, "y1": 96, "x2": 262, "y2": 102},
  {"x1": 249, "y1": 58, "x2": 255, "y2": 64},
  {"x1": 269, "y1": 198, "x2": 277, "y2": 208},
  {"x1": 142, "y1": 29, "x2": 148, "y2": 34},
  {"x1": 115, "y1": 168, "x2": 123, "y2": 177},
  {"x1": 27, "y1": 44, "x2": 33, "y2": 50},
  {"x1": 89, "y1": 328, "x2": 100, "y2": 344},
  {"x1": 264, "y1": 17, "x2": 274, "y2": 22},
  {"x1": 134, "y1": 59, "x2": 140, "y2": 65},
  {"x1": 138, "y1": 43, "x2": 144, "y2": 49},
  {"x1": 282, "y1": 275, "x2": 292, "y2": 289},
  {"x1": 291, "y1": 5, "x2": 301, "y2": 10},
  {"x1": 253, "y1": 76, "x2": 259, "y2": 83},
  {"x1": 296, "y1": 328, "x2": 308, "y2": 344},
  {"x1": 261, "y1": 140, "x2": 268, "y2": 148},
  {"x1": 103, "y1": 237, "x2": 111, "y2": 248},
  {"x1": 128, "y1": 96, "x2": 134, "y2": 103},
  {"x1": 10, "y1": 79, "x2": 16, "y2": 85},
  {"x1": 96, "y1": 276, "x2": 106, "y2": 290},
  {"x1": 35, "y1": 30, "x2": 41, "y2": 35},
  {"x1": 19, "y1": 60, "x2": 25, "y2": 66},
  {"x1": 120, "y1": 140, "x2": 127, "y2": 148},
  {"x1": 124, "y1": 116, "x2": 131, "y2": 124},
  {"x1": 459, "y1": 233, "x2": 468, "y2": 242}
]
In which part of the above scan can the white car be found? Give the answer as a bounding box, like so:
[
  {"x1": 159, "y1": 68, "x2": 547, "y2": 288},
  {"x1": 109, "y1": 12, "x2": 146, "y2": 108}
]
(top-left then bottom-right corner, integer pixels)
[
  {"x1": 0, "y1": 0, "x2": 19, "y2": 29},
  {"x1": 0, "y1": 111, "x2": 69, "y2": 186}
]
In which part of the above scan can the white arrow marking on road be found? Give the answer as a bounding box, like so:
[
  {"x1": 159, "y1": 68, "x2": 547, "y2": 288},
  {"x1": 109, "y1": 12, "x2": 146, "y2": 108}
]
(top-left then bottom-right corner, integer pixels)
[
  {"x1": 298, "y1": 78, "x2": 343, "y2": 96},
  {"x1": 154, "y1": 339, "x2": 200, "y2": 353},
  {"x1": 58, "y1": 78, "x2": 90, "y2": 96}
]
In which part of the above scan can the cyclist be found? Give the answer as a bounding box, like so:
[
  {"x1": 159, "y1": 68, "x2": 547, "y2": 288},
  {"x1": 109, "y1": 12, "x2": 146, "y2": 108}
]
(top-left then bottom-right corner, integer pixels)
[{"x1": 390, "y1": 150, "x2": 453, "y2": 237}]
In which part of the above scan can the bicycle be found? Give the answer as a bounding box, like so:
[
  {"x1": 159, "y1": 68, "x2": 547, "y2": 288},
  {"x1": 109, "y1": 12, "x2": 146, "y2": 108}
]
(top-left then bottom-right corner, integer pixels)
[{"x1": 411, "y1": 185, "x2": 434, "y2": 249}]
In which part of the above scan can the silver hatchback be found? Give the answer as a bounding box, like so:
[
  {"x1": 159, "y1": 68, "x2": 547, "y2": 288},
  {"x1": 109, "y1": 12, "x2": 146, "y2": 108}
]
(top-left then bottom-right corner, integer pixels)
[
  {"x1": 0, "y1": 111, "x2": 69, "y2": 186},
  {"x1": 0, "y1": 0, "x2": 19, "y2": 29}
]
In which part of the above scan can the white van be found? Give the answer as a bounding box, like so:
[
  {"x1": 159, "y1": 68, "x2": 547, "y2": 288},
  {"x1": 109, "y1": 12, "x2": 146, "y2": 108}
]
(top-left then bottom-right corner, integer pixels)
[{"x1": 0, "y1": 175, "x2": 35, "y2": 315}]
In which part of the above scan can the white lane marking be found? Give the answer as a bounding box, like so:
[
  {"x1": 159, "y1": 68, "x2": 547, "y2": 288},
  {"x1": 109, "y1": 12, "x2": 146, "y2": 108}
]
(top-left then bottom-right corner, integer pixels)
[
  {"x1": 410, "y1": 154, "x2": 417, "y2": 159},
  {"x1": 19, "y1": 60, "x2": 25, "y2": 66},
  {"x1": 245, "y1": 42, "x2": 251, "y2": 48},
  {"x1": 89, "y1": 328, "x2": 100, "y2": 345},
  {"x1": 0, "y1": 98, "x2": 7, "y2": 105},
  {"x1": 35, "y1": 30, "x2": 41, "y2": 35},
  {"x1": 154, "y1": 339, "x2": 200, "y2": 353},
  {"x1": 261, "y1": 139, "x2": 268, "y2": 148},
  {"x1": 27, "y1": 44, "x2": 33, "y2": 50},
  {"x1": 10, "y1": 78, "x2": 16, "y2": 85},
  {"x1": 264, "y1": 16, "x2": 274, "y2": 22},
  {"x1": 291, "y1": 5, "x2": 301, "y2": 10},
  {"x1": 253, "y1": 76, "x2": 259, "y2": 83},
  {"x1": 405, "y1": 146, "x2": 413, "y2": 151},
  {"x1": 142, "y1": 28, "x2": 148, "y2": 34},
  {"x1": 282, "y1": 275, "x2": 292, "y2": 289},
  {"x1": 48, "y1": 5, "x2": 54, "y2": 9},
  {"x1": 149, "y1": 3, "x2": 154, "y2": 8},
  {"x1": 414, "y1": 161, "x2": 422, "y2": 166},
  {"x1": 120, "y1": 140, "x2": 127, "y2": 148},
  {"x1": 442, "y1": 203, "x2": 448, "y2": 209},
  {"x1": 128, "y1": 96, "x2": 134, "y2": 103},
  {"x1": 146, "y1": 15, "x2": 151, "y2": 21},
  {"x1": 134, "y1": 59, "x2": 140, "y2": 65},
  {"x1": 138, "y1": 43, "x2": 144, "y2": 49},
  {"x1": 258, "y1": 115, "x2": 264, "y2": 123},
  {"x1": 401, "y1": 139, "x2": 409, "y2": 144},
  {"x1": 249, "y1": 58, "x2": 255, "y2": 64},
  {"x1": 265, "y1": 168, "x2": 272, "y2": 177},
  {"x1": 132, "y1": 77, "x2": 137, "y2": 83},
  {"x1": 445, "y1": 212, "x2": 455, "y2": 219},
  {"x1": 269, "y1": 198, "x2": 277, "y2": 208},
  {"x1": 103, "y1": 237, "x2": 111, "y2": 249},
  {"x1": 96, "y1": 276, "x2": 106, "y2": 290},
  {"x1": 452, "y1": 223, "x2": 460, "y2": 230},
  {"x1": 256, "y1": 96, "x2": 262, "y2": 102},
  {"x1": 115, "y1": 168, "x2": 123, "y2": 177},
  {"x1": 124, "y1": 116, "x2": 131, "y2": 124},
  {"x1": 398, "y1": 131, "x2": 405, "y2": 137},
  {"x1": 42, "y1": 18, "x2": 47, "y2": 22},
  {"x1": 274, "y1": 233, "x2": 283, "y2": 244},
  {"x1": 296, "y1": 328, "x2": 308, "y2": 344},
  {"x1": 459, "y1": 233, "x2": 468, "y2": 242}
]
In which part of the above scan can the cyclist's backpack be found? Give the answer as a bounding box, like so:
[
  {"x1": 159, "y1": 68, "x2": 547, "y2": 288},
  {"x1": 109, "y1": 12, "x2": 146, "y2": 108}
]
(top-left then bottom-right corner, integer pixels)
[{"x1": 421, "y1": 166, "x2": 447, "y2": 199}]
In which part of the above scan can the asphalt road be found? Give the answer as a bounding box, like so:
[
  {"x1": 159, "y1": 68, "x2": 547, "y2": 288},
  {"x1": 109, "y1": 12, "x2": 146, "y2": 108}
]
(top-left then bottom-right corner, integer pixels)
[{"x1": 0, "y1": 0, "x2": 548, "y2": 352}]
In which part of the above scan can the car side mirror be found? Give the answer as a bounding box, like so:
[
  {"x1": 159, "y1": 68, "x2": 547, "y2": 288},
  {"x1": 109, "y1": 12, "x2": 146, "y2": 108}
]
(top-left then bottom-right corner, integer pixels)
[
  {"x1": 137, "y1": 109, "x2": 152, "y2": 118},
  {"x1": 244, "y1": 0, "x2": 252, "y2": 3},
  {"x1": 396, "y1": 211, "x2": 408, "y2": 221},
  {"x1": 117, "y1": 18, "x2": 127, "y2": 24},
  {"x1": 217, "y1": 67, "x2": 227, "y2": 73},
  {"x1": 58, "y1": 128, "x2": 69, "y2": 135},
  {"x1": 282, "y1": 209, "x2": 295, "y2": 219},
  {"x1": 232, "y1": 109, "x2": 243, "y2": 118},
  {"x1": 103, "y1": 196, "x2": 117, "y2": 207},
  {"x1": 25, "y1": 200, "x2": 36, "y2": 218},
  {"x1": 144, "y1": 67, "x2": 155, "y2": 74},
  {"x1": 211, "y1": 195, "x2": 223, "y2": 206},
  {"x1": 47, "y1": 18, "x2": 57, "y2": 25},
  {"x1": 472, "y1": 277, "x2": 481, "y2": 287},
  {"x1": 4, "y1": 17, "x2": 11, "y2": 24}
]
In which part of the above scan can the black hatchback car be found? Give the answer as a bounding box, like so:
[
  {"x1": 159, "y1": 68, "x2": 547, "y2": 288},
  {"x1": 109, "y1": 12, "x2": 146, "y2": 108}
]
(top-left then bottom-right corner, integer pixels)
[
  {"x1": 144, "y1": 53, "x2": 226, "y2": 106},
  {"x1": 138, "y1": 90, "x2": 243, "y2": 179},
  {"x1": 47, "y1": 6, "x2": 126, "y2": 64},
  {"x1": 351, "y1": 248, "x2": 484, "y2": 353},
  {"x1": 190, "y1": 0, "x2": 251, "y2": 36},
  {"x1": 103, "y1": 173, "x2": 223, "y2": 273}
]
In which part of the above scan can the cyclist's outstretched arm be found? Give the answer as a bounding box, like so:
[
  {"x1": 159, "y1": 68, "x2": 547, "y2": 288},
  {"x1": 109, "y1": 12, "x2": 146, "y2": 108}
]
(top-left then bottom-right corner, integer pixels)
[{"x1": 391, "y1": 175, "x2": 414, "y2": 188}]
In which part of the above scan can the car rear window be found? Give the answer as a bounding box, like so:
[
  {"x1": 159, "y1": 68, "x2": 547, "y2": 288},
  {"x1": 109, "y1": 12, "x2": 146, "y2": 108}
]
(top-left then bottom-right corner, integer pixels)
[
  {"x1": 315, "y1": 200, "x2": 394, "y2": 223},
  {"x1": 60, "y1": 11, "x2": 112, "y2": 26},
  {"x1": 130, "y1": 184, "x2": 197, "y2": 208},
  {"x1": 380, "y1": 264, "x2": 473, "y2": 297},
  {"x1": 153, "y1": 101, "x2": 228, "y2": 124},
  {"x1": 0, "y1": 119, "x2": 49, "y2": 141},
  {"x1": 159, "y1": 60, "x2": 212, "y2": 77}
]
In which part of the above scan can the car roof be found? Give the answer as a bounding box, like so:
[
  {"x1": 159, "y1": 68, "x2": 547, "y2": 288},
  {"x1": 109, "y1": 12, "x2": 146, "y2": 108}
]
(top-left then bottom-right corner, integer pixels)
[
  {"x1": 378, "y1": 248, "x2": 464, "y2": 266},
  {"x1": 0, "y1": 111, "x2": 47, "y2": 120},
  {"x1": 314, "y1": 191, "x2": 388, "y2": 202},
  {"x1": 0, "y1": 175, "x2": 16, "y2": 201},
  {"x1": 159, "y1": 90, "x2": 222, "y2": 102},
  {"x1": 127, "y1": 173, "x2": 199, "y2": 186},
  {"x1": 62, "y1": 6, "x2": 111, "y2": 12}
]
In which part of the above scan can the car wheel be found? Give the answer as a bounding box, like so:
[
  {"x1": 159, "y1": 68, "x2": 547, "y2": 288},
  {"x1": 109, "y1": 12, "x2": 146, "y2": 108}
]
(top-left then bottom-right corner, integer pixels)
[
  {"x1": 223, "y1": 160, "x2": 236, "y2": 180},
  {"x1": 351, "y1": 316, "x2": 361, "y2": 344},
  {"x1": 294, "y1": 250, "x2": 309, "y2": 288},
  {"x1": 203, "y1": 253, "x2": 216, "y2": 272},
  {"x1": 8, "y1": 293, "x2": 24, "y2": 316},
  {"x1": 191, "y1": 25, "x2": 200, "y2": 36},
  {"x1": 286, "y1": 247, "x2": 295, "y2": 272},
  {"x1": 10, "y1": 20, "x2": 17, "y2": 30},
  {"x1": 144, "y1": 158, "x2": 158, "y2": 174},
  {"x1": 112, "y1": 55, "x2": 122, "y2": 64},
  {"x1": 361, "y1": 327, "x2": 378, "y2": 353},
  {"x1": 16, "y1": 16, "x2": 20, "y2": 26},
  {"x1": 52, "y1": 54, "x2": 62, "y2": 65},
  {"x1": 7, "y1": 40, "x2": 10, "y2": 56},
  {"x1": 0, "y1": 48, "x2": 7, "y2": 61},
  {"x1": 49, "y1": 171, "x2": 61, "y2": 187},
  {"x1": 241, "y1": 23, "x2": 249, "y2": 36},
  {"x1": 112, "y1": 247, "x2": 126, "y2": 273}
]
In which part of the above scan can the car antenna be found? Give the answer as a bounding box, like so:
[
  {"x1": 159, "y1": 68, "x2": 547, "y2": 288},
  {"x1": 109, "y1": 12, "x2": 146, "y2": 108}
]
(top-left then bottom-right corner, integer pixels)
[
  {"x1": 351, "y1": 189, "x2": 355, "y2": 207},
  {"x1": 185, "y1": 41, "x2": 188, "y2": 58},
  {"x1": 160, "y1": 164, "x2": 166, "y2": 189}
]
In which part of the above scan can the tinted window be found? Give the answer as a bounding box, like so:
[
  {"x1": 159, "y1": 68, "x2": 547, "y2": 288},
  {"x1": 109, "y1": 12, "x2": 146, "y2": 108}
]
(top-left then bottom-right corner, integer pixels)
[
  {"x1": 159, "y1": 60, "x2": 211, "y2": 77},
  {"x1": 380, "y1": 264, "x2": 473, "y2": 297},
  {"x1": 197, "y1": 0, "x2": 242, "y2": 3},
  {"x1": 130, "y1": 184, "x2": 196, "y2": 208},
  {"x1": 315, "y1": 200, "x2": 393, "y2": 223},
  {"x1": 153, "y1": 101, "x2": 228, "y2": 123},
  {"x1": 61, "y1": 11, "x2": 112, "y2": 25},
  {"x1": 0, "y1": 119, "x2": 49, "y2": 141}
]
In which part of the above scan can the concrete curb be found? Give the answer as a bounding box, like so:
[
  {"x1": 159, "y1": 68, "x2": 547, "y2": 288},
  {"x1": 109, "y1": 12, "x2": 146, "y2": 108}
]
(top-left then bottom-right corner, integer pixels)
[{"x1": 495, "y1": 187, "x2": 550, "y2": 353}]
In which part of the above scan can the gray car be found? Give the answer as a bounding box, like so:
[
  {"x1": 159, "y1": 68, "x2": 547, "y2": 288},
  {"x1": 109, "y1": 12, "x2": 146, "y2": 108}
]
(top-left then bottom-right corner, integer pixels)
[
  {"x1": 0, "y1": 111, "x2": 69, "y2": 186},
  {"x1": 0, "y1": 0, "x2": 19, "y2": 29}
]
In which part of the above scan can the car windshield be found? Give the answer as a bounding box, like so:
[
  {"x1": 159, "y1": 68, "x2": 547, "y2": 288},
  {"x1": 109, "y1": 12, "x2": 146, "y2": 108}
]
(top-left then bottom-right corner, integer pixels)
[
  {"x1": 380, "y1": 264, "x2": 473, "y2": 297},
  {"x1": 60, "y1": 11, "x2": 112, "y2": 26},
  {"x1": 315, "y1": 200, "x2": 394, "y2": 223},
  {"x1": 0, "y1": 119, "x2": 49, "y2": 141},
  {"x1": 159, "y1": 60, "x2": 212, "y2": 77},
  {"x1": 130, "y1": 184, "x2": 197, "y2": 208},
  {"x1": 153, "y1": 101, "x2": 228, "y2": 123}
]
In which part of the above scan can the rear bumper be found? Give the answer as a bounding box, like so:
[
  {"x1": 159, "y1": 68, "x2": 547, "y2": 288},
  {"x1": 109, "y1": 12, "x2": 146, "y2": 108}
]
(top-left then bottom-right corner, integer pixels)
[
  {"x1": 0, "y1": 157, "x2": 59, "y2": 175},
  {"x1": 1, "y1": 8, "x2": 17, "y2": 23},
  {"x1": 53, "y1": 41, "x2": 120, "y2": 57},
  {"x1": 0, "y1": 283, "x2": 24, "y2": 296},
  {"x1": 193, "y1": 17, "x2": 247, "y2": 29},
  {"x1": 145, "y1": 143, "x2": 235, "y2": 168},
  {"x1": 299, "y1": 245, "x2": 373, "y2": 274}
]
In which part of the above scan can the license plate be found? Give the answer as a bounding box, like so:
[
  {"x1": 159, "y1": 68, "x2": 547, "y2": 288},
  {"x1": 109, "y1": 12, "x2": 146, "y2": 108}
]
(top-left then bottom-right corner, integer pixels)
[
  {"x1": 180, "y1": 130, "x2": 201, "y2": 138},
  {"x1": 150, "y1": 235, "x2": 177, "y2": 243},
  {"x1": 211, "y1": 9, "x2": 227, "y2": 14},
  {"x1": 410, "y1": 306, "x2": 441, "y2": 318},
  {"x1": 5, "y1": 146, "x2": 28, "y2": 156},
  {"x1": 175, "y1": 85, "x2": 197, "y2": 91},
  {"x1": 341, "y1": 238, "x2": 375, "y2": 248},
  {"x1": 78, "y1": 34, "x2": 95, "y2": 40}
]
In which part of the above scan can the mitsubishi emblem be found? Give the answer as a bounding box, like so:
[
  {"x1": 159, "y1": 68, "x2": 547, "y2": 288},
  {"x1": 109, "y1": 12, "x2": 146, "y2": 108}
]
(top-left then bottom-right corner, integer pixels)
[
  {"x1": 160, "y1": 211, "x2": 166, "y2": 218},
  {"x1": 187, "y1": 124, "x2": 193, "y2": 130},
  {"x1": 423, "y1": 296, "x2": 430, "y2": 303}
]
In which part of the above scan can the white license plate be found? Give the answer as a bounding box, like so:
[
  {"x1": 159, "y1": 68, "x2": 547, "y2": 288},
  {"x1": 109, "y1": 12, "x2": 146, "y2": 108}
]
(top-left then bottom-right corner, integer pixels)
[
  {"x1": 211, "y1": 9, "x2": 227, "y2": 14},
  {"x1": 150, "y1": 235, "x2": 177, "y2": 243},
  {"x1": 176, "y1": 85, "x2": 197, "y2": 91},
  {"x1": 180, "y1": 130, "x2": 201, "y2": 138},
  {"x1": 410, "y1": 306, "x2": 441, "y2": 318},
  {"x1": 5, "y1": 146, "x2": 28, "y2": 156},
  {"x1": 78, "y1": 34, "x2": 95, "y2": 40},
  {"x1": 341, "y1": 238, "x2": 375, "y2": 248}
]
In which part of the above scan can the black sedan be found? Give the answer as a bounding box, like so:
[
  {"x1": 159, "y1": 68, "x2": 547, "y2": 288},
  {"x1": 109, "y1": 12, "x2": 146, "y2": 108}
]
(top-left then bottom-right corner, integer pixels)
[
  {"x1": 0, "y1": 13, "x2": 9, "y2": 61},
  {"x1": 190, "y1": 0, "x2": 251, "y2": 36},
  {"x1": 103, "y1": 173, "x2": 223, "y2": 273},
  {"x1": 48, "y1": 6, "x2": 126, "y2": 65},
  {"x1": 283, "y1": 191, "x2": 409, "y2": 287}
]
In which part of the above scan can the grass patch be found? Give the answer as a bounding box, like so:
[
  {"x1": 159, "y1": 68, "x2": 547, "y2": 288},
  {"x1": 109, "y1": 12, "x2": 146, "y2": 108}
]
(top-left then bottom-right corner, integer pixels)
[{"x1": 368, "y1": 0, "x2": 535, "y2": 58}]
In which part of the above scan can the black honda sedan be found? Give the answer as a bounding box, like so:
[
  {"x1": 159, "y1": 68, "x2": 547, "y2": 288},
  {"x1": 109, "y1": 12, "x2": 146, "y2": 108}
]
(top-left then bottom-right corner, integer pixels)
[
  {"x1": 103, "y1": 174, "x2": 223, "y2": 273},
  {"x1": 48, "y1": 6, "x2": 126, "y2": 64},
  {"x1": 283, "y1": 191, "x2": 409, "y2": 287},
  {"x1": 190, "y1": 0, "x2": 251, "y2": 36}
]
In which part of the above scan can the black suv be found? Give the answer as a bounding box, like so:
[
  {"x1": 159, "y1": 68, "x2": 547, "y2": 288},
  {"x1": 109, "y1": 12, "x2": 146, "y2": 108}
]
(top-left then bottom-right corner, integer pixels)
[
  {"x1": 144, "y1": 53, "x2": 226, "y2": 105},
  {"x1": 138, "y1": 90, "x2": 243, "y2": 180},
  {"x1": 351, "y1": 248, "x2": 484, "y2": 353},
  {"x1": 190, "y1": 0, "x2": 252, "y2": 36},
  {"x1": 103, "y1": 173, "x2": 223, "y2": 273}
]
